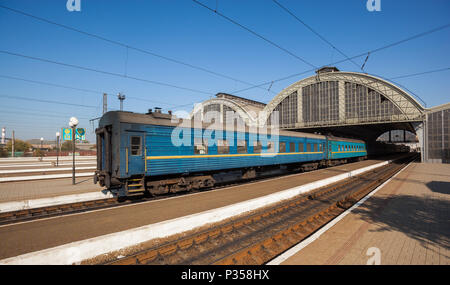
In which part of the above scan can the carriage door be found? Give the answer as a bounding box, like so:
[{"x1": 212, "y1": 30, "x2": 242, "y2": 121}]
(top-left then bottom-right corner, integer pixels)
[
  {"x1": 328, "y1": 142, "x2": 333, "y2": 160},
  {"x1": 126, "y1": 132, "x2": 145, "y2": 175}
]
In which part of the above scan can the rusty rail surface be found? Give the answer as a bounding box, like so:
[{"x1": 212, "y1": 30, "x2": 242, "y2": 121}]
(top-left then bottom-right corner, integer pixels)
[
  {"x1": 0, "y1": 198, "x2": 120, "y2": 225},
  {"x1": 105, "y1": 154, "x2": 416, "y2": 265},
  {"x1": 0, "y1": 156, "x2": 397, "y2": 226}
]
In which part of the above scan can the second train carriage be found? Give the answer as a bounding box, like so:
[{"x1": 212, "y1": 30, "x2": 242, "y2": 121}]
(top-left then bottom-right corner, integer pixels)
[{"x1": 94, "y1": 110, "x2": 367, "y2": 196}]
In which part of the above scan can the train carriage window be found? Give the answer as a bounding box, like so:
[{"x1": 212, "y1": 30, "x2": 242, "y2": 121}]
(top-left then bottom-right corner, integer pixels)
[
  {"x1": 130, "y1": 136, "x2": 142, "y2": 156},
  {"x1": 289, "y1": 142, "x2": 295, "y2": 152},
  {"x1": 253, "y1": 141, "x2": 262, "y2": 154},
  {"x1": 313, "y1": 143, "x2": 318, "y2": 152},
  {"x1": 319, "y1": 144, "x2": 322, "y2": 152},
  {"x1": 217, "y1": 140, "x2": 229, "y2": 154},
  {"x1": 279, "y1": 142, "x2": 286, "y2": 153},
  {"x1": 267, "y1": 142, "x2": 275, "y2": 153},
  {"x1": 306, "y1": 143, "x2": 311, "y2": 152},
  {"x1": 194, "y1": 138, "x2": 208, "y2": 155},
  {"x1": 298, "y1": 143, "x2": 304, "y2": 152},
  {"x1": 237, "y1": 140, "x2": 247, "y2": 154}
]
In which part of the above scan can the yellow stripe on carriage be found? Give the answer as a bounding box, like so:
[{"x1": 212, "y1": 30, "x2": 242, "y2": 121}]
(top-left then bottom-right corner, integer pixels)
[
  {"x1": 147, "y1": 151, "x2": 324, "y2": 160},
  {"x1": 332, "y1": 151, "x2": 367, "y2": 154},
  {"x1": 146, "y1": 150, "x2": 367, "y2": 160}
]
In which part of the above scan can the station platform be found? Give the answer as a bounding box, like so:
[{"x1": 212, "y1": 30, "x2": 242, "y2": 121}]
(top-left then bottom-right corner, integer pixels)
[
  {"x1": 0, "y1": 176, "x2": 103, "y2": 203},
  {"x1": 278, "y1": 162, "x2": 450, "y2": 265},
  {"x1": 0, "y1": 157, "x2": 389, "y2": 203},
  {"x1": 0, "y1": 157, "x2": 399, "y2": 260}
]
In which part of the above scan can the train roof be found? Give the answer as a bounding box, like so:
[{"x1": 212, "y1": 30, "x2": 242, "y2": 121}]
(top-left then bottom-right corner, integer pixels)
[{"x1": 99, "y1": 111, "x2": 363, "y2": 143}]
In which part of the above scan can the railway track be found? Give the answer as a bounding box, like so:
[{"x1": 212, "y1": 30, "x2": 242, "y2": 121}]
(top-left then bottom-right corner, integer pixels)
[
  {"x1": 104, "y1": 155, "x2": 416, "y2": 265},
  {"x1": 0, "y1": 154, "x2": 410, "y2": 226}
]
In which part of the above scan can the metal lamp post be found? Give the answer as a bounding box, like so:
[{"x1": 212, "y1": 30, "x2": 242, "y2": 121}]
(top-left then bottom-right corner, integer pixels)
[
  {"x1": 40, "y1": 137, "x2": 44, "y2": 160},
  {"x1": 69, "y1": 117, "x2": 79, "y2": 185},
  {"x1": 56, "y1": 132, "x2": 60, "y2": 167}
]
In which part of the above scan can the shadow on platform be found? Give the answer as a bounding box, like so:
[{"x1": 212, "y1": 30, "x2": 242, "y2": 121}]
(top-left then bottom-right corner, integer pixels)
[
  {"x1": 352, "y1": 195, "x2": 450, "y2": 252},
  {"x1": 426, "y1": 181, "x2": 450, "y2": 195}
]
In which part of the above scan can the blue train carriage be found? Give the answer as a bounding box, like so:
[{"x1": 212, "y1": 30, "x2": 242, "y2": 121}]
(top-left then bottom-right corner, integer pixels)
[
  {"x1": 327, "y1": 136, "x2": 367, "y2": 162},
  {"x1": 94, "y1": 110, "x2": 366, "y2": 197}
]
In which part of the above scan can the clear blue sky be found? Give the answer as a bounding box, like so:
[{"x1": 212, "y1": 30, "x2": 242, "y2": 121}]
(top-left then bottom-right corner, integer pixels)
[{"x1": 1, "y1": 0, "x2": 449, "y2": 142}]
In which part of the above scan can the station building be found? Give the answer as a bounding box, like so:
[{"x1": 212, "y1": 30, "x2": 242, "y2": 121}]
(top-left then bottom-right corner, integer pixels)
[{"x1": 191, "y1": 67, "x2": 449, "y2": 163}]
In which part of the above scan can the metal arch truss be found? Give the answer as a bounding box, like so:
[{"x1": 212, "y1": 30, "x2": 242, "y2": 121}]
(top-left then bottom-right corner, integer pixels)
[
  {"x1": 189, "y1": 97, "x2": 259, "y2": 126},
  {"x1": 259, "y1": 72, "x2": 425, "y2": 128}
]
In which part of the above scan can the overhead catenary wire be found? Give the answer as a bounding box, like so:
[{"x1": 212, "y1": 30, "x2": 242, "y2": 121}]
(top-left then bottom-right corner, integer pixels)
[
  {"x1": 230, "y1": 22, "x2": 450, "y2": 95},
  {"x1": 389, "y1": 67, "x2": 450, "y2": 80},
  {"x1": 192, "y1": 0, "x2": 318, "y2": 69},
  {"x1": 0, "y1": 4, "x2": 277, "y2": 95},
  {"x1": 0, "y1": 50, "x2": 214, "y2": 96},
  {"x1": 0, "y1": 93, "x2": 98, "y2": 109},
  {"x1": 0, "y1": 74, "x2": 198, "y2": 107},
  {"x1": 271, "y1": 0, "x2": 361, "y2": 70},
  {"x1": 0, "y1": 109, "x2": 91, "y2": 120}
]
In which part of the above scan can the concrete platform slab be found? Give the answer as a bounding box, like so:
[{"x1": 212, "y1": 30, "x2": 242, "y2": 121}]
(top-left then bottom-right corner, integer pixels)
[
  {"x1": 276, "y1": 162, "x2": 450, "y2": 265},
  {"x1": 0, "y1": 158, "x2": 397, "y2": 261},
  {"x1": 0, "y1": 176, "x2": 103, "y2": 203}
]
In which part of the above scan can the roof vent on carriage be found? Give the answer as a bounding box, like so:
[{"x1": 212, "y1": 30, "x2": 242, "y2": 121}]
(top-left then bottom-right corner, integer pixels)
[{"x1": 154, "y1": 107, "x2": 162, "y2": 113}]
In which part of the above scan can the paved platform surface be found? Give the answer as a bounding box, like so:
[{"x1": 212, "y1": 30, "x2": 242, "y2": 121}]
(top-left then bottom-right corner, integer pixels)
[
  {"x1": 0, "y1": 176, "x2": 104, "y2": 202},
  {"x1": 280, "y1": 162, "x2": 450, "y2": 265},
  {"x1": 0, "y1": 157, "x2": 391, "y2": 203},
  {"x1": 0, "y1": 158, "x2": 396, "y2": 259}
]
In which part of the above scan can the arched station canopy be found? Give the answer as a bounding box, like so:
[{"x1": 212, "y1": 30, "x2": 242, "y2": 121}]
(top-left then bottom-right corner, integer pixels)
[
  {"x1": 260, "y1": 68, "x2": 426, "y2": 141},
  {"x1": 190, "y1": 93, "x2": 264, "y2": 127}
]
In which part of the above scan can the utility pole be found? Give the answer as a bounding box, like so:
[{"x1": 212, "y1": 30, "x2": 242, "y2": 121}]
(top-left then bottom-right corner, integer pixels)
[
  {"x1": 56, "y1": 132, "x2": 60, "y2": 167},
  {"x1": 11, "y1": 131, "x2": 15, "y2": 158},
  {"x1": 118, "y1": 93, "x2": 126, "y2": 111},
  {"x1": 103, "y1": 93, "x2": 108, "y2": 114}
]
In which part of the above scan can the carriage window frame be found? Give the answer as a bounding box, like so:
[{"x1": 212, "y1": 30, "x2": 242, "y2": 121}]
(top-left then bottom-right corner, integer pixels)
[
  {"x1": 267, "y1": 142, "x2": 275, "y2": 153},
  {"x1": 130, "y1": 136, "x2": 142, "y2": 156},
  {"x1": 298, "y1": 143, "x2": 304, "y2": 152},
  {"x1": 253, "y1": 141, "x2": 262, "y2": 154},
  {"x1": 313, "y1": 143, "x2": 318, "y2": 152},
  {"x1": 237, "y1": 139, "x2": 247, "y2": 154},
  {"x1": 289, "y1": 142, "x2": 295, "y2": 152},
  {"x1": 217, "y1": 139, "x2": 230, "y2": 154},
  {"x1": 279, "y1": 142, "x2": 286, "y2": 153},
  {"x1": 194, "y1": 138, "x2": 208, "y2": 155},
  {"x1": 306, "y1": 143, "x2": 311, "y2": 152}
]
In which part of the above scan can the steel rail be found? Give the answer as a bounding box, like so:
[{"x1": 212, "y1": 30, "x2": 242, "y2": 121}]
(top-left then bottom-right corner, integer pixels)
[
  {"x1": 104, "y1": 154, "x2": 415, "y2": 265},
  {"x1": 0, "y1": 156, "x2": 376, "y2": 225}
]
